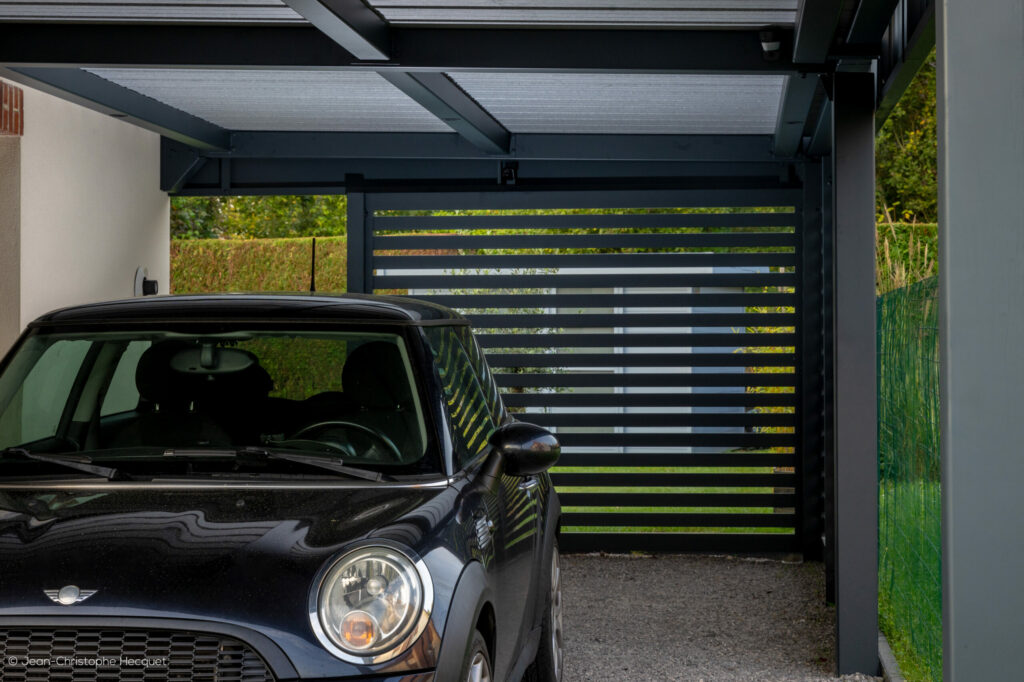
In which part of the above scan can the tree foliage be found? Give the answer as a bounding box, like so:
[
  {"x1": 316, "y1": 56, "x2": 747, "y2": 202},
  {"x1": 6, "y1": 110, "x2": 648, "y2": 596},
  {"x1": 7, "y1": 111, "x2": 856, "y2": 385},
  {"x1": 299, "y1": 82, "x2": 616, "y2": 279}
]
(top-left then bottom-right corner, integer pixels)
[{"x1": 876, "y1": 49, "x2": 937, "y2": 224}]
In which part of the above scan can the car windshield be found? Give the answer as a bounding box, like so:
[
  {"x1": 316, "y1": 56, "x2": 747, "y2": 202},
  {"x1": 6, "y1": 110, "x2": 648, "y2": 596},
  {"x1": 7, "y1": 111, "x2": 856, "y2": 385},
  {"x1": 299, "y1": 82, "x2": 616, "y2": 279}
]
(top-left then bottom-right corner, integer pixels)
[{"x1": 0, "y1": 327, "x2": 437, "y2": 477}]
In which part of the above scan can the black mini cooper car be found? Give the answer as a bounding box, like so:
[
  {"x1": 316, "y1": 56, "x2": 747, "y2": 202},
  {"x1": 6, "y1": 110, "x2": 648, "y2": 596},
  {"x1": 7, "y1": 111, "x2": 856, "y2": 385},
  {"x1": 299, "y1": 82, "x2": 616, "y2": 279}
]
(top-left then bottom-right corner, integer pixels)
[{"x1": 0, "y1": 294, "x2": 562, "y2": 682}]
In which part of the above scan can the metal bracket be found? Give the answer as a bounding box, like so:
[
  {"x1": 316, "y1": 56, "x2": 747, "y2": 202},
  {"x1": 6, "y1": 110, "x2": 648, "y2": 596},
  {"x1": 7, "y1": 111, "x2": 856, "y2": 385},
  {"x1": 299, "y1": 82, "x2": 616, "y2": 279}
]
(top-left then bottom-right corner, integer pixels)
[{"x1": 500, "y1": 161, "x2": 519, "y2": 185}]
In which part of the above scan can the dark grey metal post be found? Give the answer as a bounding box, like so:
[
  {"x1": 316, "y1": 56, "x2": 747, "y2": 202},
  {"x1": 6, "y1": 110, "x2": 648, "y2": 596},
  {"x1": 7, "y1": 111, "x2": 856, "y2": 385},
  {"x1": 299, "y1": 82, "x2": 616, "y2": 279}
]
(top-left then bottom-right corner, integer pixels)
[
  {"x1": 799, "y1": 160, "x2": 825, "y2": 561},
  {"x1": 938, "y1": 1, "x2": 1024, "y2": 678},
  {"x1": 345, "y1": 176, "x2": 369, "y2": 294},
  {"x1": 821, "y1": 156, "x2": 836, "y2": 604},
  {"x1": 831, "y1": 71, "x2": 878, "y2": 676}
]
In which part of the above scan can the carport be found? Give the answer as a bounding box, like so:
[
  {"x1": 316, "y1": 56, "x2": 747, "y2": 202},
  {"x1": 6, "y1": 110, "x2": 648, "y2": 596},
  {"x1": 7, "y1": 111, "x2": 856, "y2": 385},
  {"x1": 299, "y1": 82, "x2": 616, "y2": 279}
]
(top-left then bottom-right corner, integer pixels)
[{"x1": 0, "y1": 1, "x2": 1020, "y2": 679}]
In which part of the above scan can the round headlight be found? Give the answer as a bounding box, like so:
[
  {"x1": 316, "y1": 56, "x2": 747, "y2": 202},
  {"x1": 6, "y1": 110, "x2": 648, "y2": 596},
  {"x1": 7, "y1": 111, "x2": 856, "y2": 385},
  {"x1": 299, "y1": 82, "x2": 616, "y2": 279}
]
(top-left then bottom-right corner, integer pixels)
[{"x1": 311, "y1": 545, "x2": 433, "y2": 663}]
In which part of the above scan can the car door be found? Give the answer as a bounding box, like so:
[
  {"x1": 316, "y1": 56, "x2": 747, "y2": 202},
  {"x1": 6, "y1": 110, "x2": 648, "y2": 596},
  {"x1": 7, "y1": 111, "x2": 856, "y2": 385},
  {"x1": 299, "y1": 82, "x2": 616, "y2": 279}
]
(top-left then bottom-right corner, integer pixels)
[
  {"x1": 457, "y1": 326, "x2": 544, "y2": 656},
  {"x1": 427, "y1": 326, "x2": 539, "y2": 676}
]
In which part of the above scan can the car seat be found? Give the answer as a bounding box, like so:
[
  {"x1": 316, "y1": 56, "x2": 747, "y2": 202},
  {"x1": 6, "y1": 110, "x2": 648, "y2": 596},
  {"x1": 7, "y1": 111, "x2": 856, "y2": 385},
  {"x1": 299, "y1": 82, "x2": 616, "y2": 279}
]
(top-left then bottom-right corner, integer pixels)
[
  {"x1": 106, "y1": 341, "x2": 234, "y2": 449},
  {"x1": 339, "y1": 341, "x2": 420, "y2": 460}
]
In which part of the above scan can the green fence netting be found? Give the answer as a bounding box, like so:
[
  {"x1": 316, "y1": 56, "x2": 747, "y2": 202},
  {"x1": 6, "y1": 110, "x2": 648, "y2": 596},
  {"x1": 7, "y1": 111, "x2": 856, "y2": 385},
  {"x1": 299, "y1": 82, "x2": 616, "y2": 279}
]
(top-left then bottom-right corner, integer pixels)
[{"x1": 877, "y1": 276, "x2": 941, "y2": 681}]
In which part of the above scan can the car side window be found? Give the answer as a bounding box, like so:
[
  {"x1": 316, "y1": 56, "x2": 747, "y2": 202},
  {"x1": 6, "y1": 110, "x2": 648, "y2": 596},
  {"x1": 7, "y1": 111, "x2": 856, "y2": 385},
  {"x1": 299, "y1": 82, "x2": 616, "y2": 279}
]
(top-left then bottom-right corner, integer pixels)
[
  {"x1": 426, "y1": 327, "x2": 498, "y2": 469},
  {"x1": 0, "y1": 339, "x2": 91, "y2": 448},
  {"x1": 456, "y1": 327, "x2": 506, "y2": 426}
]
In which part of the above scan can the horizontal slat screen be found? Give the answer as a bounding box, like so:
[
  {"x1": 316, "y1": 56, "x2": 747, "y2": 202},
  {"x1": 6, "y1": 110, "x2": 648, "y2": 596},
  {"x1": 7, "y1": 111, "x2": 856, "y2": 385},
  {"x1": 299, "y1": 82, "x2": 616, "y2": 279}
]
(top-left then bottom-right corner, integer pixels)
[
  {"x1": 376, "y1": 253, "x2": 798, "y2": 268},
  {"x1": 369, "y1": 205, "x2": 800, "y2": 554},
  {"x1": 376, "y1": 273, "x2": 796, "y2": 288},
  {"x1": 477, "y1": 333, "x2": 797, "y2": 348}
]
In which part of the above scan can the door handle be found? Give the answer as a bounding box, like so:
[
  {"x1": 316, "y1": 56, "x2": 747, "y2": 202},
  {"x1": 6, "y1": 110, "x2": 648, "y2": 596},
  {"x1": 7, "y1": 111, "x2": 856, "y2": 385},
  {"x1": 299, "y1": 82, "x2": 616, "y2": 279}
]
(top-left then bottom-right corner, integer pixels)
[
  {"x1": 473, "y1": 510, "x2": 494, "y2": 530},
  {"x1": 473, "y1": 511, "x2": 495, "y2": 549},
  {"x1": 517, "y1": 477, "x2": 539, "y2": 493}
]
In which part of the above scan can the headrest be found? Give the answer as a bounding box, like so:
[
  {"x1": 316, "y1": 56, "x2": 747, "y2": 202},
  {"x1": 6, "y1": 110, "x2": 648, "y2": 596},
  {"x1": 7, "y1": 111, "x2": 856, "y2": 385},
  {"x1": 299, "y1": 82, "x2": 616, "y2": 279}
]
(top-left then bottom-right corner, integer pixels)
[
  {"x1": 342, "y1": 341, "x2": 412, "y2": 410},
  {"x1": 135, "y1": 340, "x2": 191, "y2": 406}
]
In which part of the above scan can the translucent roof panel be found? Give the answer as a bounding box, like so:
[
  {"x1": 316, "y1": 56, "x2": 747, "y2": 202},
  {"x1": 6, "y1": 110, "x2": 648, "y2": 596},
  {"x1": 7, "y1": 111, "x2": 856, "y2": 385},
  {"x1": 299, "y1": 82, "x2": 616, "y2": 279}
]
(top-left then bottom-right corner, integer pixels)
[
  {"x1": 0, "y1": 1, "x2": 303, "y2": 23},
  {"x1": 368, "y1": 1, "x2": 798, "y2": 28},
  {"x1": 84, "y1": 69, "x2": 455, "y2": 132},
  {"x1": 449, "y1": 73, "x2": 786, "y2": 134}
]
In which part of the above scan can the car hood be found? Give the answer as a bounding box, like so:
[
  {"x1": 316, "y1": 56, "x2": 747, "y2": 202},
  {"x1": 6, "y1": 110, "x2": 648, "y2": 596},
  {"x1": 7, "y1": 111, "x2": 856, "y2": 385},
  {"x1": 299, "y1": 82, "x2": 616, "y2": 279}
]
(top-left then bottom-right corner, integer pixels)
[{"x1": 0, "y1": 480, "x2": 460, "y2": 677}]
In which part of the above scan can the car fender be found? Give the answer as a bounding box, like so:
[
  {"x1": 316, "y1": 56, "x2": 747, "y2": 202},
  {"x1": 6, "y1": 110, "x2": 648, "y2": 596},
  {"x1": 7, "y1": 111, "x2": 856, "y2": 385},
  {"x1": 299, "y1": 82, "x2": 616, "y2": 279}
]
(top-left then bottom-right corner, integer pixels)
[{"x1": 435, "y1": 560, "x2": 494, "y2": 679}]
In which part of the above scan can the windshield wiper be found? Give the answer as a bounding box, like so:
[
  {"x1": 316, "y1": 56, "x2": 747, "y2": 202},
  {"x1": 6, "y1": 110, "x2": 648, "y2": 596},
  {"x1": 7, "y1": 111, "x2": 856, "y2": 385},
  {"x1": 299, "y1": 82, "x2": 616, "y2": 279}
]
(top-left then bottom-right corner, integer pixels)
[
  {"x1": 0, "y1": 448, "x2": 122, "y2": 480},
  {"x1": 241, "y1": 447, "x2": 387, "y2": 482},
  {"x1": 162, "y1": 447, "x2": 386, "y2": 482}
]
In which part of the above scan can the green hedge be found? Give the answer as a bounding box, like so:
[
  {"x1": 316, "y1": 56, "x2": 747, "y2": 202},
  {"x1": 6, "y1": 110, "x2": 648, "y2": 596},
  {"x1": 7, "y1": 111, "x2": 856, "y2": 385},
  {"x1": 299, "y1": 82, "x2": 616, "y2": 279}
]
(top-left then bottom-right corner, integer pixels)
[
  {"x1": 170, "y1": 225, "x2": 936, "y2": 298},
  {"x1": 170, "y1": 236, "x2": 347, "y2": 294}
]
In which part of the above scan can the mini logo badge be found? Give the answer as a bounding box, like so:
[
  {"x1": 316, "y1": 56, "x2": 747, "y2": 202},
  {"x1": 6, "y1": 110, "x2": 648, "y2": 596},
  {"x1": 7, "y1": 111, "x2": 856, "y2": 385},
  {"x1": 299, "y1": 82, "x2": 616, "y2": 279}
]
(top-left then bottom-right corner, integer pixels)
[{"x1": 44, "y1": 585, "x2": 97, "y2": 606}]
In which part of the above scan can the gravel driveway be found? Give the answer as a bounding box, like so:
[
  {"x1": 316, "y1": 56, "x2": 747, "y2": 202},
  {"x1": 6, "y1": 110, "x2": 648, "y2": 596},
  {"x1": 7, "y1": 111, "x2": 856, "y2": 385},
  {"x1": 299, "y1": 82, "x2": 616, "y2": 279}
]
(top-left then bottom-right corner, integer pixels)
[{"x1": 561, "y1": 553, "x2": 880, "y2": 682}]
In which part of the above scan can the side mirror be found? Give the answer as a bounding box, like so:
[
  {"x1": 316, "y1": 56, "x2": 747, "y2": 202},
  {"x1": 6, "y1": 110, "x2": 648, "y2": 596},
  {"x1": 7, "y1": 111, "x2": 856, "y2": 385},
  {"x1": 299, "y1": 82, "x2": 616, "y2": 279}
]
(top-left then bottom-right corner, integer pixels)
[{"x1": 488, "y1": 422, "x2": 560, "y2": 476}]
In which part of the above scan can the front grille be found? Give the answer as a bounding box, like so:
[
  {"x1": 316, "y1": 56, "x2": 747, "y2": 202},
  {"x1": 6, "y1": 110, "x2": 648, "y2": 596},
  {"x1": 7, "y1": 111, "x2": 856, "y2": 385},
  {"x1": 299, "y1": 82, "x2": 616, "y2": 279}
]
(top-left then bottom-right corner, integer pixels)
[{"x1": 0, "y1": 628, "x2": 275, "y2": 682}]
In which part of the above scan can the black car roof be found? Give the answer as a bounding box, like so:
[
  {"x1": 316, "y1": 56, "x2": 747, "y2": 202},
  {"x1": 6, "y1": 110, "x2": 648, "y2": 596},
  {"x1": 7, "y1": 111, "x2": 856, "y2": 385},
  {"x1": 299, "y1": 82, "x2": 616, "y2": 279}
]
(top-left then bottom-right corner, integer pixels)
[{"x1": 29, "y1": 293, "x2": 468, "y2": 327}]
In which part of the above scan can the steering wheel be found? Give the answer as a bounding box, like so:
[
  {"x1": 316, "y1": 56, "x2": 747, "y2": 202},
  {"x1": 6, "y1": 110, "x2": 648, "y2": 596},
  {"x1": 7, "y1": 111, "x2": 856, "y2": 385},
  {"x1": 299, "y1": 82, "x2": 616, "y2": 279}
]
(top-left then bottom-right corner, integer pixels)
[{"x1": 288, "y1": 420, "x2": 403, "y2": 463}]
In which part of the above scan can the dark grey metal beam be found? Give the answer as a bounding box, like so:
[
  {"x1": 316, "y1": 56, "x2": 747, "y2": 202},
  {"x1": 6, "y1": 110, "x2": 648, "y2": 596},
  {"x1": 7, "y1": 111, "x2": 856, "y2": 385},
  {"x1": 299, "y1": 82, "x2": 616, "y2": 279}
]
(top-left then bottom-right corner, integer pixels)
[
  {"x1": 393, "y1": 26, "x2": 811, "y2": 74},
  {"x1": 0, "y1": 25, "x2": 356, "y2": 69},
  {"x1": 773, "y1": 74, "x2": 822, "y2": 156},
  {"x1": 516, "y1": 133, "x2": 781, "y2": 162},
  {"x1": 378, "y1": 72, "x2": 510, "y2": 154},
  {"x1": 798, "y1": 159, "x2": 826, "y2": 562},
  {"x1": 216, "y1": 132, "x2": 779, "y2": 162},
  {"x1": 281, "y1": 0, "x2": 390, "y2": 61},
  {"x1": 820, "y1": 154, "x2": 836, "y2": 604},
  {"x1": 160, "y1": 137, "x2": 208, "y2": 193},
  {"x1": 0, "y1": 67, "x2": 229, "y2": 150},
  {"x1": 831, "y1": 71, "x2": 878, "y2": 677},
  {"x1": 807, "y1": 101, "x2": 833, "y2": 158},
  {"x1": 364, "y1": 187, "x2": 802, "y2": 211},
  {"x1": 847, "y1": 0, "x2": 902, "y2": 45},
  {"x1": 792, "y1": 0, "x2": 844, "y2": 63},
  {"x1": 876, "y1": 2, "x2": 936, "y2": 128},
  {"x1": 0, "y1": 24, "x2": 816, "y2": 75},
  {"x1": 774, "y1": 0, "x2": 841, "y2": 156},
  {"x1": 345, "y1": 176, "x2": 370, "y2": 294},
  {"x1": 276, "y1": 2, "x2": 510, "y2": 152},
  {"x1": 277, "y1": 1, "x2": 510, "y2": 151},
  {"x1": 176, "y1": 156, "x2": 799, "y2": 196}
]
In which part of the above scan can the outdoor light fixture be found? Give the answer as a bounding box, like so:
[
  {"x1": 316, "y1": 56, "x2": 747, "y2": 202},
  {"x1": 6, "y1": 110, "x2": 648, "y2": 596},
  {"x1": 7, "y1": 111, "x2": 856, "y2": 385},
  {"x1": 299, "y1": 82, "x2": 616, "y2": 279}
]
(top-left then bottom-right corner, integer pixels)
[
  {"x1": 133, "y1": 266, "x2": 159, "y2": 296},
  {"x1": 759, "y1": 29, "x2": 782, "y2": 61}
]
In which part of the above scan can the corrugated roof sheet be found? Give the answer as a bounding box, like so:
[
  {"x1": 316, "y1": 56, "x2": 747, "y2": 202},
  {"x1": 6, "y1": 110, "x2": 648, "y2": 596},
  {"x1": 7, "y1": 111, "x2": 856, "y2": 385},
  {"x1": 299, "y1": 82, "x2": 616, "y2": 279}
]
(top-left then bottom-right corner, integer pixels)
[
  {"x1": 0, "y1": 0, "x2": 303, "y2": 23},
  {"x1": 85, "y1": 69, "x2": 455, "y2": 132},
  {"x1": 449, "y1": 73, "x2": 786, "y2": 134},
  {"x1": 368, "y1": 0, "x2": 797, "y2": 27}
]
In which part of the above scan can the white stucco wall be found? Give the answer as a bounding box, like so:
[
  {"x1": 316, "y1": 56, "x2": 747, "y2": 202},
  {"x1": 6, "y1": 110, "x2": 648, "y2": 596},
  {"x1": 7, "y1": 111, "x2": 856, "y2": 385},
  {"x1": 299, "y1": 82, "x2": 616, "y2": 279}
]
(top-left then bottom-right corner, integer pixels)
[
  {"x1": 17, "y1": 81, "x2": 169, "y2": 327},
  {"x1": 0, "y1": 136, "x2": 19, "y2": 353}
]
